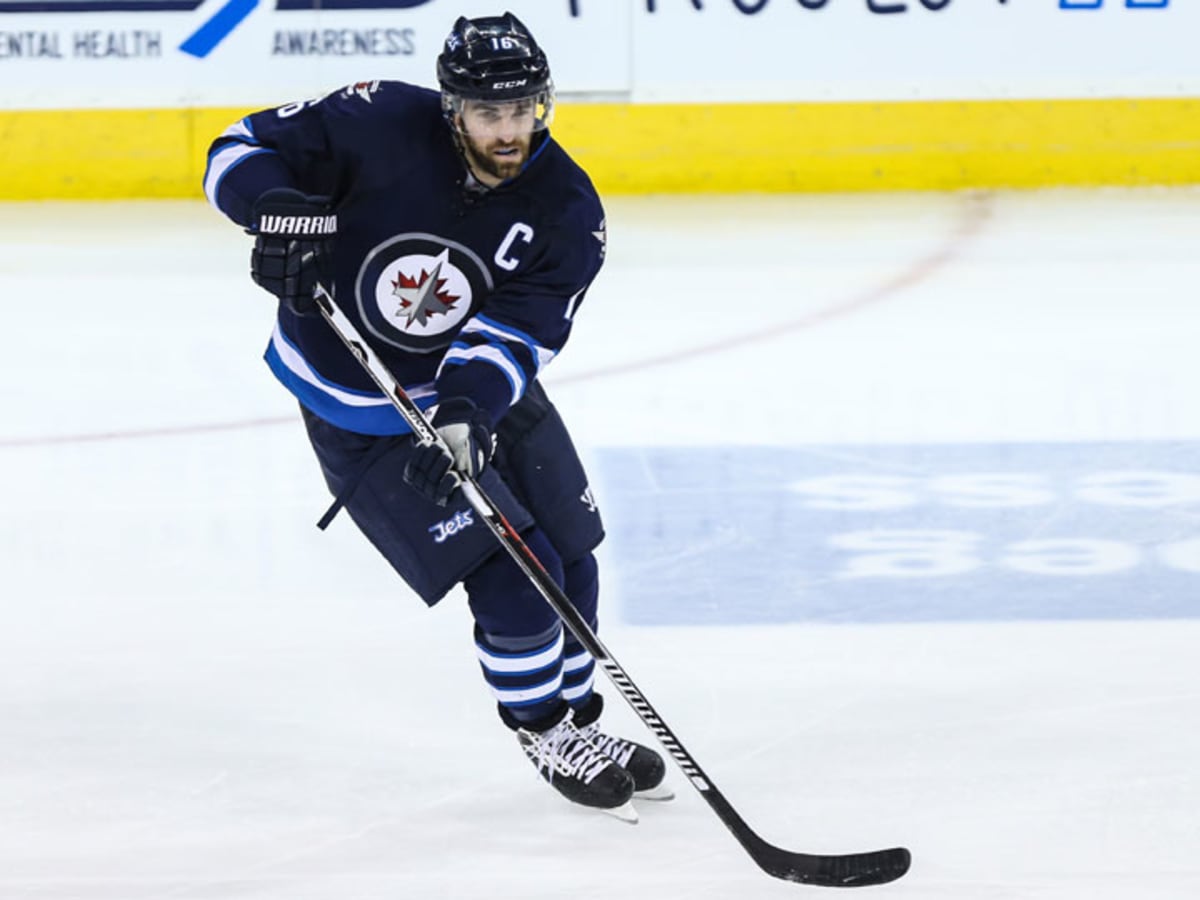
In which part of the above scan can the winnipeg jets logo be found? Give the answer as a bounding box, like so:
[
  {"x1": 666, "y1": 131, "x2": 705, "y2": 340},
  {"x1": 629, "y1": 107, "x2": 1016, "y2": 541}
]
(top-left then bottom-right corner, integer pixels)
[
  {"x1": 356, "y1": 233, "x2": 494, "y2": 354},
  {"x1": 375, "y1": 250, "x2": 470, "y2": 337},
  {"x1": 429, "y1": 509, "x2": 474, "y2": 544},
  {"x1": 391, "y1": 249, "x2": 461, "y2": 328}
]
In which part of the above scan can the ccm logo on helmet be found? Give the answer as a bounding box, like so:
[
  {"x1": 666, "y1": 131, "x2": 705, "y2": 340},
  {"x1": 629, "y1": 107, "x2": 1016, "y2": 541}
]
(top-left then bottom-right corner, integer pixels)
[{"x1": 492, "y1": 79, "x2": 528, "y2": 90}]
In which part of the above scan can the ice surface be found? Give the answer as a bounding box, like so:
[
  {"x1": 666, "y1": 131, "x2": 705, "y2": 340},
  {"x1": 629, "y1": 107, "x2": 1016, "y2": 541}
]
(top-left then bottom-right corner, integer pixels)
[{"x1": 1, "y1": 190, "x2": 1198, "y2": 898}]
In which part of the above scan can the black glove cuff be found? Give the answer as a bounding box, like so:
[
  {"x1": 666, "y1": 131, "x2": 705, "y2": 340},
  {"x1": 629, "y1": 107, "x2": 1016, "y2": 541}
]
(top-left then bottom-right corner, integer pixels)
[
  {"x1": 250, "y1": 188, "x2": 336, "y2": 237},
  {"x1": 248, "y1": 188, "x2": 336, "y2": 317}
]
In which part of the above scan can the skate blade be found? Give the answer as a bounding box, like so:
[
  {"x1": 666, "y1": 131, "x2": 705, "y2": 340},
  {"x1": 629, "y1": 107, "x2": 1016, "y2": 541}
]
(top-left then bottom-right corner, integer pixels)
[
  {"x1": 635, "y1": 782, "x2": 675, "y2": 802},
  {"x1": 600, "y1": 800, "x2": 639, "y2": 824}
]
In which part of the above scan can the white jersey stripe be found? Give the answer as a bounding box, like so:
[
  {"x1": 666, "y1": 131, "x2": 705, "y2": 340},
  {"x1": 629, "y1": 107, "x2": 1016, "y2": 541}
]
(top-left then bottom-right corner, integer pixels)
[
  {"x1": 462, "y1": 317, "x2": 557, "y2": 371},
  {"x1": 270, "y1": 325, "x2": 434, "y2": 407}
]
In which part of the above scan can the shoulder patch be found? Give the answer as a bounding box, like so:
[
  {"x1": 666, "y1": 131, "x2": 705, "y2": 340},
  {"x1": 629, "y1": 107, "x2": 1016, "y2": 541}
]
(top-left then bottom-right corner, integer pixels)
[
  {"x1": 592, "y1": 217, "x2": 607, "y2": 260},
  {"x1": 341, "y1": 80, "x2": 381, "y2": 104}
]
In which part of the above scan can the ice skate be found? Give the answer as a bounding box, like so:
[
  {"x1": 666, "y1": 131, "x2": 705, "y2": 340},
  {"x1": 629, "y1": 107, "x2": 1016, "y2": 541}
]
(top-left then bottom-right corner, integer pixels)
[
  {"x1": 573, "y1": 695, "x2": 673, "y2": 801},
  {"x1": 515, "y1": 708, "x2": 638, "y2": 822}
]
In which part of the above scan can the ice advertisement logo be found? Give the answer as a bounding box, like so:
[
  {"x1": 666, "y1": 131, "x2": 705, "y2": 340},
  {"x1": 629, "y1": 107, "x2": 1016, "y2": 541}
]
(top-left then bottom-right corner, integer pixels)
[{"x1": 599, "y1": 441, "x2": 1200, "y2": 626}]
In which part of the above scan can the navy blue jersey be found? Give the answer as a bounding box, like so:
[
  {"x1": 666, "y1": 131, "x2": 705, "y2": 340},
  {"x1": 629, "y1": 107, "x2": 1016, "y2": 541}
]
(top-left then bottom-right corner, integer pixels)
[{"x1": 204, "y1": 80, "x2": 606, "y2": 434}]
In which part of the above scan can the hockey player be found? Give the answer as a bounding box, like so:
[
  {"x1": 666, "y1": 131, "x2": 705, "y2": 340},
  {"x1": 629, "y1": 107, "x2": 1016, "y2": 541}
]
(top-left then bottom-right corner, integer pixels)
[{"x1": 204, "y1": 12, "x2": 668, "y2": 819}]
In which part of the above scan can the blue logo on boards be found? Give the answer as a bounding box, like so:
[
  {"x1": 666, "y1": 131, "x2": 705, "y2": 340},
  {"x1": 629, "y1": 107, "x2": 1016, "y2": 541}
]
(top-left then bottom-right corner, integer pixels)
[
  {"x1": 182, "y1": 0, "x2": 431, "y2": 58},
  {"x1": 0, "y1": 0, "x2": 434, "y2": 58},
  {"x1": 597, "y1": 442, "x2": 1200, "y2": 626},
  {"x1": 179, "y1": 0, "x2": 257, "y2": 57}
]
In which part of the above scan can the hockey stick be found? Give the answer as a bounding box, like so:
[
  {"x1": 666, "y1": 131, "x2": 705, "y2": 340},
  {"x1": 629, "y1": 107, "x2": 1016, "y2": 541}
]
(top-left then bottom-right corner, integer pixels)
[{"x1": 312, "y1": 283, "x2": 911, "y2": 888}]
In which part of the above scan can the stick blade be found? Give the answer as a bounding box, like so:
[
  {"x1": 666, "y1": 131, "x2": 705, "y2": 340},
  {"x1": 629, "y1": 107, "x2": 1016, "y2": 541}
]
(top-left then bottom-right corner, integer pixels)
[{"x1": 755, "y1": 845, "x2": 911, "y2": 888}]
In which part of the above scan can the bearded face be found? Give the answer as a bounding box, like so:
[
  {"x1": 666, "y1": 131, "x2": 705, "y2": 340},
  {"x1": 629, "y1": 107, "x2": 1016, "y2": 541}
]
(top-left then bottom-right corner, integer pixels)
[{"x1": 455, "y1": 98, "x2": 538, "y2": 186}]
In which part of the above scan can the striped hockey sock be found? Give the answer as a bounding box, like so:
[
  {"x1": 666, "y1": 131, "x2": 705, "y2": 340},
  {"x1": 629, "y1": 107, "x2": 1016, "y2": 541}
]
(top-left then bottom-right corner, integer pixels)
[
  {"x1": 562, "y1": 625, "x2": 597, "y2": 708},
  {"x1": 475, "y1": 626, "x2": 565, "y2": 726}
]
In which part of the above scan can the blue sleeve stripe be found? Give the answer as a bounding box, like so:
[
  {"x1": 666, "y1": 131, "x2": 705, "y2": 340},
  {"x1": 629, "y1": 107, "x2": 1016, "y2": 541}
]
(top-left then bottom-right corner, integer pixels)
[
  {"x1": 451, "y1": 333, "x2": 537, "y2": 374},
  {"x1": 439, "y1": 343, "x2": 524, "y2": 406},
  {"x1": 264, "y1": 326, "x2": 436, "y2": 435},
  {"x1": 463, "y1": 314, "x2": 556, "y2": 371},
  {"x1": 447, "y1": 335, "x2": 532, "y2": 364},
  {"x1": 270, "y1": 324, "x2": 436, "y2": 403},
  {"x1": 471, "y1": 313, "x2": 537, "y2": 349}
]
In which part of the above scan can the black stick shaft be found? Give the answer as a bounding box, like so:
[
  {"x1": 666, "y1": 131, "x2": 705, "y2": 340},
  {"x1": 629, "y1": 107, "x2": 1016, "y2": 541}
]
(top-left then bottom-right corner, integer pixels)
[{"x1": 311, "y1": 284, "x2": 910, "y2": 887}]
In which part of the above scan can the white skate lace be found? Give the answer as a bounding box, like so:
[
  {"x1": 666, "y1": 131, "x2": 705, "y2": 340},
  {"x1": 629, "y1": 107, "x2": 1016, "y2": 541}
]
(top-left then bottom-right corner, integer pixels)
[
  {"x1": 524, "y1": 720, "x2": 612, "y2": 786},
  {"x1": 576, "y1": 722, "x2": 635, "y2": 768}
]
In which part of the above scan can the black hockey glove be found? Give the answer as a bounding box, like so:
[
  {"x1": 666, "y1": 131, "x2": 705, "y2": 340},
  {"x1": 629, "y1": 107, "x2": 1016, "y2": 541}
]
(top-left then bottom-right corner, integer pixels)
[
  {"x1": 403, "y1": 398, "x2": 495, "y2": 506},
  {"x1": 249, "y1": 188, "x2": 336, "y2": 316}
]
